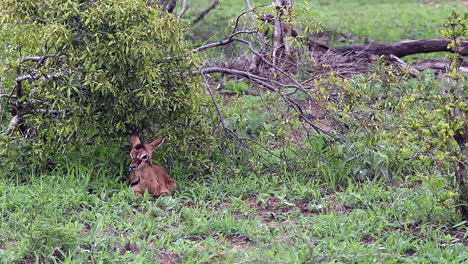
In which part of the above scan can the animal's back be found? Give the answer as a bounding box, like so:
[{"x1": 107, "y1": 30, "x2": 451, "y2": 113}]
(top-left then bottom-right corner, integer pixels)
[{"x1": 150, "y1": 165, "x2": 177, "y2": 196}]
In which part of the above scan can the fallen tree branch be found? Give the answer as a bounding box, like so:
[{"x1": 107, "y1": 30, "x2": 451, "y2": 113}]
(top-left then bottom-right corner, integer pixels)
[
  {"x1": 329, "y1": 38, "x2": 468, "y2": 58},
  {"x1": 413, "y1": 58, "x2": 468, "y2": 74},
  {"x1": 387, "y1": 54, "x2": 419, "y2": 77}
]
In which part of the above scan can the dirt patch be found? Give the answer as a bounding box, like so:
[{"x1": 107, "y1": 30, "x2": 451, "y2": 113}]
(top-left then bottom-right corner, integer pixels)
[
  {"x1": 50, "y1": 247, "x2": 65, "y2": 263},
  {"x1": 404, "y1": 248, "x2": 417, "y2": 256},
  {"x1": 361, "y1": 234, "x2": 376, "y2": 245},
  {"x1": 397, "y1": 220, "x2": 467, "y2": 246},
  {"x1": 18, "y1": 256, "x2": 35, "y2": 264},
  {"x1": 215, "y1": 200, "x2": 231, "y2": 211},
  {"x1": 443, "y1": 227, "x2": 468, "y2": 246},
  {"x1": 181, "y1": 201, "x2": 197, "y2": 208},
  {"x1": 321, "y1": 195, "x2": 353, "y2": 214},
  {"x1": 244, "y1": 194, "x2": 317, "y2": 222},
  {"x1": 157, "y1": 251, "x2": 180, "y2": 264},
  {"x1": 226, "y1": 235, "x2": 250, "y2": 245},
  {"x1": 187, "y1": 234, "x2": 208, "y2": 241},
  {"x1": 0, "y1": 239, "x2": 16, "y2": 250},
  {"x1": 119, "y1": 241, "x2": 140, "y2": 255},
  {"x1": 17, "y1": 248, "x2": 65, "y2": 264},
  {"x1": 79, "y1": 244, "x2": 92, "y2": 251},
  {"x1": 293, "y1": 200, "x2": 317, "y2": 216}
]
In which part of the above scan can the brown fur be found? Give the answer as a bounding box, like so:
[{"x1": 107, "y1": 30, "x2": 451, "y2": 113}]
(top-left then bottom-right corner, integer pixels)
[{"x1": 129, "y1": 135, "x2": 177, "y2": 198}]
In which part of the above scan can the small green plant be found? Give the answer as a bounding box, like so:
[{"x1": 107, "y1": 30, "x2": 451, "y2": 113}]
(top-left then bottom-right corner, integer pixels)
[
  {"x1": 223, "y1": 80, "x2": 250, "y2": 95},
  {"x1": 440, "y1": 11, "x2": 468, "y2": 219}
]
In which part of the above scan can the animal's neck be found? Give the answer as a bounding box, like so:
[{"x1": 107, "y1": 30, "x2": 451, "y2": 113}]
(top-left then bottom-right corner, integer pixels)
[{"x1": 130, "y1": 177, "x2": 140, "y2": 186}]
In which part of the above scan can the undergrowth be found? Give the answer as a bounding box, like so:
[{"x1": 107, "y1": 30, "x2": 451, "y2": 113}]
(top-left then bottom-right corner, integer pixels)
[{"x1": 0, "y1": 158, "x2": 466, "y2": 263}]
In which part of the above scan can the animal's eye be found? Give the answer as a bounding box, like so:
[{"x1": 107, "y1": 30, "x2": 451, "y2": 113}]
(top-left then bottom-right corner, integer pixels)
[{"x1": 141, "y1": 154, "x2": 148, "y2": 160}]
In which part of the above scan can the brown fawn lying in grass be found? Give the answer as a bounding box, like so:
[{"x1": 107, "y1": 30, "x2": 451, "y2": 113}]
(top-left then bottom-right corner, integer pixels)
[{"x1": 128, "y1": 132, "x2": 177, "y2": 198}]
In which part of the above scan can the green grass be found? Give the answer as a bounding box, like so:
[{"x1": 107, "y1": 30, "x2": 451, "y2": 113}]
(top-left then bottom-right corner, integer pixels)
[
  {"x1": 183, "y1": 0, "x2": 463, "y2": 62},
  {"x1": 311, "y1": 0, "x2": 462, "y2": 43},
  {"x1": 184, "y1": 0, "x2": 462, "y2": 43},
  {"x1": 1, "y1": 160, "x2": 466, "y2": 263}
]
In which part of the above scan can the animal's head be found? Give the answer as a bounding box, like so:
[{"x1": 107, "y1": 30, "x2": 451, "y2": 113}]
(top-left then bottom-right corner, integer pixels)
[{"x1": 129, "y1": 133, "x2": 166, "y2": 172}]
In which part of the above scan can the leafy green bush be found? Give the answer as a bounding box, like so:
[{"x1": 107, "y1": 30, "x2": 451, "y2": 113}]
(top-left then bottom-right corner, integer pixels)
[{"x1": 0, "y1": 0, "x2": 216, "y2": 177}]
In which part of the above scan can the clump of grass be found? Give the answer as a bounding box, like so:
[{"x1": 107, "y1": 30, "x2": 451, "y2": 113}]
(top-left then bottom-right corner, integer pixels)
[{"x1": 1, "y1": 159, "x2": 466, "y2": 263}]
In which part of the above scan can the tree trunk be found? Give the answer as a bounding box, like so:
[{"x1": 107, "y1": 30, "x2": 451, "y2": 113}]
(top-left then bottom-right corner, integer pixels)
[
  {"x1": 442, "y1": 69, "x2": 468, "y2": 220},
  {"x1": 272, "y1": 0, "x2": 293, "y2": 65},
  {"x1": 456, "y1": 146, "x2": 468, "y2": 220},
  {"x1": 453, "y1": 128, "x2": 468, "y2": 220}
]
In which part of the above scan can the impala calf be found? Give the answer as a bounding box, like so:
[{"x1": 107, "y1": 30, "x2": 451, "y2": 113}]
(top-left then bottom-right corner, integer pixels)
[{"x1": 129, "y1": 133, "x2": 177, "y2": 198}]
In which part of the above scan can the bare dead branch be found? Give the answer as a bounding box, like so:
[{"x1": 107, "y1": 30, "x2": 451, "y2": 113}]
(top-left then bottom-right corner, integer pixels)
[
  {"x1": 196, "y1": 66, "x2": 341, "y2": 141},
  {"x1": 177, "y1": 0, "x2": 188, "y2": 18},
  {"x1": 244, "y1": 0, "x2": 252, "y2": 11},
  {"x1": 231, "y1": 5, "x2": 268, "y2": 34},
  {"x1": 413, "y1": 58, "x2": 468, "y2": 74},
  {"x1": 22, "y1": 54, "x2": 58, "y2": 63},
  {"x1": 258, "y1": 13, "x2": 299, "y2": 38},
  {"x1": 192, "y1": 31, "x2": 258, "y2": 53},
  {"x1": 0, "y1": 94, "x2": 17, "y2": 99},
  {"x1": 196, "y1": 67, "x2": 277, "y2": 91},
  {"x1": 387, "y1": 54, "x2": 419, "y2": 77},
  {"x1": 191, "y1": 0, "x2": 220, "y2": 25},
  {"x1": 330, "y1": 38, "x2": 468, "y2": 58},
  {"x1": 229, "y1": 37, "x2": 313, "y2": 100},
  {"x1": 203, "y1": 79, "x2": 285, "y2": 162},
  {"x1": 15, "y1": 72, "x2": 64, "y2": 82},
  {"x1": 29, "y1": 108, "x2": 62, "y2": 115},
  {"x1": 243, "y1": 0, "x2": 257, "y2": 27}
]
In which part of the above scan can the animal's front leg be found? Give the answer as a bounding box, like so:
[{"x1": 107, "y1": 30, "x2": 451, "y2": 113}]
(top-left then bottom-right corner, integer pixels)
[{"x1": 132, "y1": 185, "x2": 144, "y2": 198}]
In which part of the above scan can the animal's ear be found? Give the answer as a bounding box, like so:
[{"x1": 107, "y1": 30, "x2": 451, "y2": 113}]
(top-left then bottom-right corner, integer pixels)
[
  {"x1": 129, "y1": 130, "x2": 141, "y2": 148},
  {"x1": 149, "y1": 136, "x2": 166, "y2": 150}
]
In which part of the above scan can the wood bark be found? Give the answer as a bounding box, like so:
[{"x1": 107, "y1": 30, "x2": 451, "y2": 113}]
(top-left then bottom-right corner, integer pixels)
[
  {"x1": 328, "y1": 38, "x2": 468, "y2": 58},
  {"x1": 449, "y1": 76, "x2": 468, "y2": 220},
  {"x1": 453, "y1": 124, "x2": 468, "y2": 220},
  {"x1": 272, "y1": 0, "x2": 293, "y2": 65},
  {"x1": 156, "y1": 0, "x2": 177, "y2": 13}
]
